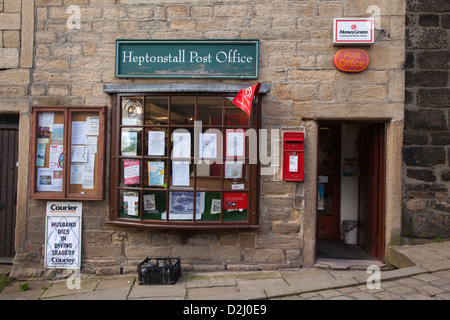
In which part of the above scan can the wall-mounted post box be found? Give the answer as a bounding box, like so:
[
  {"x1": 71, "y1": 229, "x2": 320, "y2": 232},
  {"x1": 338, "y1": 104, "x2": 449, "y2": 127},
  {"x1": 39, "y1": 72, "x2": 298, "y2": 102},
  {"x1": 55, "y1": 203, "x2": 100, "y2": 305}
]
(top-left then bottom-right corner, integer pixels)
[{"x1": 282, "y1": 132, "x2": 304, "y2": 181}]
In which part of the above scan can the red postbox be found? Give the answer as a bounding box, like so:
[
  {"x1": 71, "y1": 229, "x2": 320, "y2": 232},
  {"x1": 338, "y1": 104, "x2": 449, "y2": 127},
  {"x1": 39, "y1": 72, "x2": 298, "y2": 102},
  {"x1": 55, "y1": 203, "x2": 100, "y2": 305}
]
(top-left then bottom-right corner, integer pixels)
[{"x1": 282, "y1": 132, "x2": 304, "y2": 181}]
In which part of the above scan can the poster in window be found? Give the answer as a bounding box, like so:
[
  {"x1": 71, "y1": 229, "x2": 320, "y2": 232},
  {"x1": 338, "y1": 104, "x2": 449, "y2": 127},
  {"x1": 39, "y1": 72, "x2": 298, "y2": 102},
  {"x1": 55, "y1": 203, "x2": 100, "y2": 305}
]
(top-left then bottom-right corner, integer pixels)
[
  {"x1": 199, "y1": 133, "x2": 217, "y2": 158},
  {"x1": 172, "y1": 132, "x2": 191, "y2": 158},
  {"x1": 143, "y1": 194, "x2": 156, "y2": 211},
  {"x1": 224, "y1": 192, "x2": 247, "y2": 210},
  {"x1": 124, "y1": 160, "x2": 140, "y2": 185},
  {"x1": 148, "y1": 131, "x2": 165, "y2": 156},
  {"x1": 121, "y1": 131, "x2": 137, "y2": 156},
  {"x1": 226, "y1": 130, "x2": 245, "y2": 157},
  {"x1": 165, "y1": 191, "x2": 205, "y2": 220},
  {"x1": 211, "y1": 199, "x2": 221, "y2": 214},
  {"x1": 123, "y1": 192, "x2": 139, "y2": 216},
  {"x1": 148, "y1": 161, "x2": 164, "y2": 186},
  {"x1": 172, "y1": 161, "x2": 190, "y2": 186},
  {"x1": 225, "y1": 161, "x2": 243, "y2": 179}
]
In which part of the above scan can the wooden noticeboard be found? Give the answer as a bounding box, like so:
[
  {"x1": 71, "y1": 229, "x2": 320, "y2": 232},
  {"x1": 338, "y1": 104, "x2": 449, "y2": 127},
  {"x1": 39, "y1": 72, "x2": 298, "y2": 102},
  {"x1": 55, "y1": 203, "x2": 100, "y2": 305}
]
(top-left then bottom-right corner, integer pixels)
[{"x1": 30, "y1": 106, "x2": 106, "y2": 201}]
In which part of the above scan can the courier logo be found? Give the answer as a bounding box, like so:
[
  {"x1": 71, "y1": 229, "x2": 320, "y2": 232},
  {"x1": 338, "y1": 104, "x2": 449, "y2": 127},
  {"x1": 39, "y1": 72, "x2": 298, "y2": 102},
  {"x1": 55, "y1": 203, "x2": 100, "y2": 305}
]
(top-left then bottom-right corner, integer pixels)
[{"x1": 333, "y1": 49, "x2": 369, "y2": 73}]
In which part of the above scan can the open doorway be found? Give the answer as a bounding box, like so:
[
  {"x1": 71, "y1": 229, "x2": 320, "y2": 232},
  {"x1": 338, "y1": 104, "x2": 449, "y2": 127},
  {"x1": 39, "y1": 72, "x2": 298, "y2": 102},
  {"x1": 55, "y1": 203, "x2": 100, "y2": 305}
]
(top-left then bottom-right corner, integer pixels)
[{"x1": 316, "y1": 121, "x2": 386, "y2": 267}]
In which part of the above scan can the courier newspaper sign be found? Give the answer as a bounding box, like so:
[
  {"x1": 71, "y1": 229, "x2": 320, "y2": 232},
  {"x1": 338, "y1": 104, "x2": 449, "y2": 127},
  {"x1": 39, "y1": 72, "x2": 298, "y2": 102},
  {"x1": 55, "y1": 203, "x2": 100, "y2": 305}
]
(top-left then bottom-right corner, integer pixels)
[
  {"x1": 45, "y1": 202, "x2": 82, "y2": 268},
  {"x1": 115, "y1": 40, "x2": 259, "y2": 79}
]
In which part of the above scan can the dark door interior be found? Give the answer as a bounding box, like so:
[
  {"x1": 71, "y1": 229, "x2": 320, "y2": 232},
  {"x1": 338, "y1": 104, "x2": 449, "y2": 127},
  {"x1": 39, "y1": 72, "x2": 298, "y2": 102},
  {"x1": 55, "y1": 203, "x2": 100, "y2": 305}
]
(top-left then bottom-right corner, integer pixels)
[{"x1": 0, "y1": 116, "x2": 19, "y2": 260}]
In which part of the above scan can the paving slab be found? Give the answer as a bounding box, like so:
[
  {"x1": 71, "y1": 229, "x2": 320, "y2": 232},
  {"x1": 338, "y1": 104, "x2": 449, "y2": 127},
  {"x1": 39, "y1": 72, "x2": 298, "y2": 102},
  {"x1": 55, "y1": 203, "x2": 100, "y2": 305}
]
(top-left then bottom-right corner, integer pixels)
[
  {"x1": 43, "y1": 287, "x2": 131, "y2": 300},
  {"x1": 186, "y1": 273, "x2": 237, "y2": 289},
  {"x1": 96, "y1": 275, "x2": 136, "y2": 291},
  {"x1": 40, "y1": 277, "x2": 100, "y2": 299},
  {"x1": 129, "y1": 281, "x2": 186, "y2": 299},
  {"x1": 187, "y1": 285, "x2": 238, "y2": 300}
]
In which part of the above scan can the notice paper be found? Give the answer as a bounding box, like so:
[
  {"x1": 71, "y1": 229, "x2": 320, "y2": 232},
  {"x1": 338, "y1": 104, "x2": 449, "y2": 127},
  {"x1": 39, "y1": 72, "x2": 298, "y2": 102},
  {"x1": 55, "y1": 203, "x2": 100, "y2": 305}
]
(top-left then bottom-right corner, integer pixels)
[
  {"x1": 172, "y1": 161, "x2": 190, "y2": 186},
  {"x1": 148, "y1": 131, "x2": 165, "y2": 156},
  {"x1": 124, "y1": 160, "x2": 140, "y2": 185},
  {"x1": 226, "y1": 130, "x2": 245, "y2": 157},
  {"x1": 49, "y1": 145, "x2": 64, "y2": 169},
  {"x1": 71, "y1": 121, "x2": 86, "y2": 145},
  {"x1": 86, "y1": 116, "x2": 99, "y2": 136},
  {"x1": 199, "y1": 133, "x2": 217, "y2": 158},
  {"x1": 172, "y1": 132, "x2": 191, "y2": 158}
]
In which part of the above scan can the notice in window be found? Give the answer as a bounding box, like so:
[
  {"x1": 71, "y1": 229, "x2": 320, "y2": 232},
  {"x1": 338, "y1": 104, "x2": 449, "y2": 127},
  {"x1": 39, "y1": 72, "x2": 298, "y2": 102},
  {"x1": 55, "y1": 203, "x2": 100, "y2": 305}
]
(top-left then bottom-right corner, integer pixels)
[
  {"x1": 172, "y1": 161, "x2": 190, "y2": 186},
  {"x1": 123, "y1": 194, "x2": 139, "y2": 216},
  {"x1": 124, "y1": 160, "x2": 140, "y2": 185},
  {"x1": 148, "y1": 131, "x2": 165, "y2": 156},
  {"x1": 121, "y1": 131, "x2": 138, "y2": 156},
  {"x1": 224, "y1": 192, "x2": 247, "y2": 210},
  {"x1": 172, "y1": 132, "x2": 190, "y2": 158},
  {"x1": 148, "y1": 161, "x2": 164, "y2": 186},
  {"x1": 199, "y1": 133, "x2": 217, "y2": 158},
  {"x1": 226, "y1": 130, "x2": 245, "y2": 157}
]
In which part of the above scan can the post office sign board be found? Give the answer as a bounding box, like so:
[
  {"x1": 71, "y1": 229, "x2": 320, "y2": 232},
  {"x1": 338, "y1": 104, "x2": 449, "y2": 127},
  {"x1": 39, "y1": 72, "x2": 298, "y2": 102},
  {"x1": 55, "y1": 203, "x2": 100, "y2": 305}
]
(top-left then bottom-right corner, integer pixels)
[
  {"x1": 116, "y1": 40, "x2": 259, "y2": 79},
  {"x1": 333, "y1": 18, "x2": 374, "y2": 45},
  {"x1": 45, "y1": 202, "x2": 82, "y2": 269}
]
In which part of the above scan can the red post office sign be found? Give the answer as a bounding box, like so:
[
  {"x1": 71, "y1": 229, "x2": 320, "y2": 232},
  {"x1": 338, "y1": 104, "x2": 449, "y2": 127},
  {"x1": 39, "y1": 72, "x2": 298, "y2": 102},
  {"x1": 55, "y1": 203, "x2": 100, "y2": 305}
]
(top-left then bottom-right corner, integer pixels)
[{"x1": 333, "y1": 49, "x2": 369, "y2": 73}]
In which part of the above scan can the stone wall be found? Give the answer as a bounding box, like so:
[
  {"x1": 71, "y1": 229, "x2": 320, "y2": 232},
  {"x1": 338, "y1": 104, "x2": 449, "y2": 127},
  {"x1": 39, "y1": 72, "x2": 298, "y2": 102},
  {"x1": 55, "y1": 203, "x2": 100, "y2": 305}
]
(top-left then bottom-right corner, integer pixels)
[
  {"x1": 403, "y1": 0, "x2": 450, "y2": 240},
  {"x1": 8, "y1": 0, "x2": 405, "y2": 278}
]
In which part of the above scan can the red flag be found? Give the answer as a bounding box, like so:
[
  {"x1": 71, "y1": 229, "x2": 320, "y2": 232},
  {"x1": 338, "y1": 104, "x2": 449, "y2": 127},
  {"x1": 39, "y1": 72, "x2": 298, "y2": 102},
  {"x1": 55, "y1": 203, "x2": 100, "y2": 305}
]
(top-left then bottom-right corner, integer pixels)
[{"x1": 232, "y1": 83, "x2": 261, "y2": 116}]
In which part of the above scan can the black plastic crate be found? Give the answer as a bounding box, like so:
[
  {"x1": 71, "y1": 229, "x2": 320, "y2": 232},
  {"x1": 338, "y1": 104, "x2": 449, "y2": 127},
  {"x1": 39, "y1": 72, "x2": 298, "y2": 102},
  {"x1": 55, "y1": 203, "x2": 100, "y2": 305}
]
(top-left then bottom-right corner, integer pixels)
[{"x1": 137, "y1": 257, "x2": 181, "y2": 285}]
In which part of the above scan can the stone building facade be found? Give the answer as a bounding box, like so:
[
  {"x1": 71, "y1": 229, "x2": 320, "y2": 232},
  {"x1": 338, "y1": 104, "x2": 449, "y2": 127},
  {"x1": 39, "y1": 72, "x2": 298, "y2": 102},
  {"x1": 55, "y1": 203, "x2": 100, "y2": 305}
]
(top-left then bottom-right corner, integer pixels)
[
  {"x1": 403, "y1": 0, "x2": 450, "y2": 241},
  {"x1": 0, "y1": 0, "x2": 411, "y2": 278}
]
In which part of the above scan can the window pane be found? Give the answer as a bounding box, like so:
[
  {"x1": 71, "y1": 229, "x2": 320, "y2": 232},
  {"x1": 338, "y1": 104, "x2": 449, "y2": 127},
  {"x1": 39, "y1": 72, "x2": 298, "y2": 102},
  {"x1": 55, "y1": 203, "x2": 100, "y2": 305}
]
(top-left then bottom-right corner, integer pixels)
[
  {"x1": 196, "y1": 163, "x2": 222, "y2": 190},
  {"x1": 171, "y1": 96, "x2": 195, "y2": 125},
  {"x1": 119, "y1": 190, "x2": 140, "y2": 219},
  {"x1": 121, "y1": 128, "x2": 142, "y2": 156},
  {"x1": 122, "y1": 97, "x2": 143, "y2": 126},
  {"x1": 223, "y1": 161, "x2": 248, "y2": 190},
  {"x1": 145, "y1": 160, "x2": 167, "y2": 188},
  {"x1": 198, "y1": 96, "x2": 222, "y2": 126},
  {"x1": 145, "y1": 96, "x2": 168, "y2": 125},
  {"x1": 197, "y1": 192, "x2": 221, "y2": 222},
  {"x1": 142, "y1": 190, "x2": 167, "y2": 221},
  {"x1": 225, "y1": 96, "x2": 249, "y2": 126}
]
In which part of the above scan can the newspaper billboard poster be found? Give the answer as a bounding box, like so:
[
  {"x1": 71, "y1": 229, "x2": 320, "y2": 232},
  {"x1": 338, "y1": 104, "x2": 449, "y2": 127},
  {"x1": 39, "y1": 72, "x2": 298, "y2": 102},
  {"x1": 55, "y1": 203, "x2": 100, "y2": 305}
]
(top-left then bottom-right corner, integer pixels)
[{"x1": 45, "y1": 202, "x2": 82, "y2": 268}]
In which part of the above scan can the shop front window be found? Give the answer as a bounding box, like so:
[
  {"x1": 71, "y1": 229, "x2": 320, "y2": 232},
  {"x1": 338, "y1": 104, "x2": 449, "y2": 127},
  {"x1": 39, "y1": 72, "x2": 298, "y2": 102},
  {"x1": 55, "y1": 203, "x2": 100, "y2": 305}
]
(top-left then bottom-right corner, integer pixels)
[{"x1": 108, "y1": 93, "x2": 260, "y2": 229}]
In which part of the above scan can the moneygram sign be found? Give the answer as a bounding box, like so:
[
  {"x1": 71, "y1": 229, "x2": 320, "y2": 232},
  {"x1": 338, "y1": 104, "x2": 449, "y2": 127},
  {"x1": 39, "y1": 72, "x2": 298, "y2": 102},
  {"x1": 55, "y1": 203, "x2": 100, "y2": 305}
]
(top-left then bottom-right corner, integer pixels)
[
  {"x1": 116, "y1": 40, "x2": 259, "y2": 79},
  {"x1": 333, "y1": 18, "x2": 374, "y2": 45}
]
